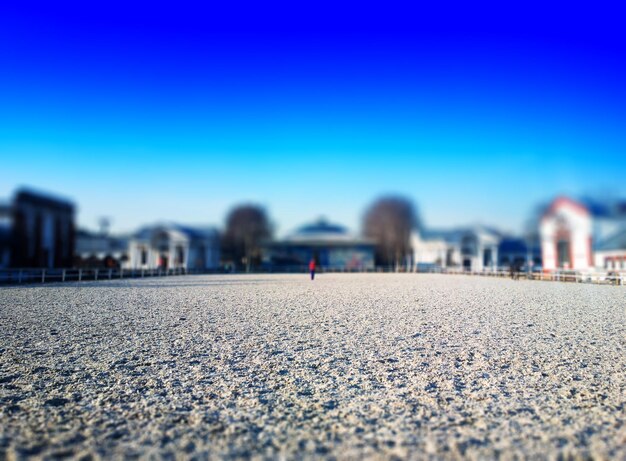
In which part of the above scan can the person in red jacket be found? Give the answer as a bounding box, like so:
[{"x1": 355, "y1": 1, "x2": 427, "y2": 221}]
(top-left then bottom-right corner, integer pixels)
[{"x1": 309, "y1": 258, "x2": 316, "y2": 280}]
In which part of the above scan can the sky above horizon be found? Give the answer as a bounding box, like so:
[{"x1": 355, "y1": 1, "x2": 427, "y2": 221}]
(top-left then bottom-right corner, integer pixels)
[{"x1": 1, "y1": 4, "x2": 625, "y2": 236}]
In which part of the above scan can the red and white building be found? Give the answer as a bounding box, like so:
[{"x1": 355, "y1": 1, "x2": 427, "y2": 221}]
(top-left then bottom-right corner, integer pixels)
[
  {"x1": 540, "y1": 197, "x2": 593, "y2": 271},
  {"x1": 540, "y1": 197, "x2": 626, "y2": 272}
]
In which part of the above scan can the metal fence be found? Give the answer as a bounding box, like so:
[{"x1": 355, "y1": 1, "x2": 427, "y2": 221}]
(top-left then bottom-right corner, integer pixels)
[
  {"x1": 0, "y1": 266, "x2": 623, "y2": 286},
  {"x1": 414, "y1": 267, "x2": 625, "y2": 285},
  {"x1": 0, "y1": 267, "x2": 192, "y2": 285}
]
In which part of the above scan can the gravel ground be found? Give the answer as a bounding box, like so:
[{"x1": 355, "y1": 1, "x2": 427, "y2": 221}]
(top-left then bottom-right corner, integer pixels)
[{"x1": 0, "y1": 274, "x2": 624, "y2": 460}]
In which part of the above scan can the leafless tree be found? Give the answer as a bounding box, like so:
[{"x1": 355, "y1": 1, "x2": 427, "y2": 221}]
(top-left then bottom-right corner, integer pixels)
[
  {"x1": 223, "y1": 204, "x2": 272, "y2": 272},
  {"x1": 362, "y1": 196, "x2": 418, "y2": 270}
]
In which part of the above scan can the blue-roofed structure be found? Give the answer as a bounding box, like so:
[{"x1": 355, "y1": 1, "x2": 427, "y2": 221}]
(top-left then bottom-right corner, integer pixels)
[
  {"x1": 263, "y1": 218, "x2": 375, "y2": 270},
  {"x1": 497, "y1": 237, "x2": 542, "y2": 270}
]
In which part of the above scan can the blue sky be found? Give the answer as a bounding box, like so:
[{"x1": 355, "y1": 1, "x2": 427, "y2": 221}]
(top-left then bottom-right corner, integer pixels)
[{"x1": 1, "y1": 4, "x2": 625, "y2": 235}]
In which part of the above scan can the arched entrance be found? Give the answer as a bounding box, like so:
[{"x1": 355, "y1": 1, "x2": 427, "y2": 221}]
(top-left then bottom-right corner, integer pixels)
[
  {"x1": 152, "y1": 230, "x2": 171, "y2": 270},
  {"x1": 555, "y1": 218, "x2": 572, "y2": 269}
]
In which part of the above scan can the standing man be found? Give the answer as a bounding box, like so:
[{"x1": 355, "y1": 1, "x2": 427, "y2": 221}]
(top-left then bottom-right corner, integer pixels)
[{"x1": 309, "y1": 258, "x2": 316, "y2": 281}]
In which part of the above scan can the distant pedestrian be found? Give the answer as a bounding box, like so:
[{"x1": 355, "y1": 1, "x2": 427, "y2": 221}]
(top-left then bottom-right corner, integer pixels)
[{"x1": 309, "y1": 258, "x2": 316, "y2": 280}]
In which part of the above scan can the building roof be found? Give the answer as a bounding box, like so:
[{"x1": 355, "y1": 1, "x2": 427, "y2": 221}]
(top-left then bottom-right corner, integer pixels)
[
  {"x1": 296, "y1": 220, "x2": 347, "y2": 236},
  {"x1": 76, "y1": 229, "x2": 130, "y2": 254},
  {"x1": 595, "y1": 227, "x2": 626, "y2": 251},
  {"x1": 497, "y1": 237, "x2": 542, "y2": 255},
  {"x1": 541, "y1": 196, "x2": 626, "y2": 220},
  {"x1": 542, "y1": 196, "x2": 590, "y2": 219},
  {"x1": 422, "y1": 225, "x2": 502, "y2": 244},
  {"x1": 274, "y1": 218, "x2": 374, "y2": 246},
  {"x1": 13, "y1": 188, "x2": 75, "y2": 212},
  {"x1": 134, "y1": 223, "x2": 219, "y2": 241},
  {"x1": 173, "y1": 224, "x2": 220, "y2": 240},
  {"x1": 580, "y1": 197, "x2": 626, "y2": 219}
]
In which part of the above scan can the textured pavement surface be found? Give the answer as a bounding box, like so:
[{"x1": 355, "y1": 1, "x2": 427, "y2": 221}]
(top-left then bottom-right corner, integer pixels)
[{"x1": 0, "y1": 274, "x2": 625, "y2": 460}]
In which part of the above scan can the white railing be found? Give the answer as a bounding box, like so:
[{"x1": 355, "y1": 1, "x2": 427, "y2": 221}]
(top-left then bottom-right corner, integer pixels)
[
  {"x1": 415, "y1": 267, "x2": 625, "y2": 285},
  {"x1": 0, "y1": 267, "x2": 192, "y2": 285},
  {"x1": 0, "y1": 266, "x2": 623, "y2": 286}
]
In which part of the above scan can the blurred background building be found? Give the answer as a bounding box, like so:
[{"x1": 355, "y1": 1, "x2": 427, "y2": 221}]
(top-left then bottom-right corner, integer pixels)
[
  {"x1": 75, "y1": 228, "x2": 130, "y2": 268},
  {"x1": 498, "y1": 237, "x2": 542, "y2": 271},
  {"x1": 0, "y1": 188, "x2": 75, "y2": 269},
  {"x1": 595, "y1": 229, "x2": 626, "y2": 270},
  {"x1": 540, "y1": 197, "x2": 626, "y2": 271},
  {"x1": 263, "y1": 218, "x2": 375, "y2": 271},
  {"x1": 2, "y1": 9, "x2": 625, "y2": 276},
  {"x1": 126, "y1": 223, "x2": 220, "y2": 271},
  {"x1": 410, "y1": 229, "x2": 454, "y2": 271},
  {"x1": 0, "y1": 203, "x2": 11, "y2": 268},
  {"x1": 1, "y1": 185, "x2": 625, "y2": 274},
  {"x1": 410, "y1": 226, "x2": 540, "y2": 272}
]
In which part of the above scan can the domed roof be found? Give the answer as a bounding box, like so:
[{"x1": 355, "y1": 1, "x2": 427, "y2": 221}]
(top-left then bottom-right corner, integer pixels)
[
  {"x1": 295, "y1": 218, "x2": 347, "y2": 236},
  {"x1": 281, "y1": 218, "x2": 372, "y2": 245}
]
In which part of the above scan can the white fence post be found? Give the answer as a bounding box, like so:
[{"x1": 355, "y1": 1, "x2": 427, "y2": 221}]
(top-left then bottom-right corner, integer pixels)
[
  {"x1": 41, "y1": 269, "x2": 46, "y2": 283},
  {"x1": 62, "y1": 269, "x2": 66, "y2": 282},
  {"x1": 78, "y1": 269, "x2": 82, "y2": 282}
]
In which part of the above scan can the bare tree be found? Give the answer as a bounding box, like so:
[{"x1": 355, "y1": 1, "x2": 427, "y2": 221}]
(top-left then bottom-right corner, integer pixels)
[
  {"x1": 362, "y1": 196, "x2": 418, "y2": 270},
  {"x1": 223, "y1": 204, "x2": 272, "y2": 272}
]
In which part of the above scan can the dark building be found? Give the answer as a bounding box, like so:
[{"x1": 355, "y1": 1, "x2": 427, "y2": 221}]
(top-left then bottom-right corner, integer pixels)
[
  {"x1": 498, "y1": 237, "x2": 542, "y2": 270},
  {"x1": 0, "y1": 189, "x2": 76, "y2": 268},
  {"x1": 0, "y1": 203, "x2": 11, "y2": 268}
]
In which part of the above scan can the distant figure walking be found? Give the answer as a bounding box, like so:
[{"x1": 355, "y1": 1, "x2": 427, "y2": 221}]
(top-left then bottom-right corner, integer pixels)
[{"x1": 309, "y1": 258, "x2": 316, "y2": 280}]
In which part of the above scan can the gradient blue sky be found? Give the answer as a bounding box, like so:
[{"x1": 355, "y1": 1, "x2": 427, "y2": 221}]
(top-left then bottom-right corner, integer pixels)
[{"x1": 1, "y1": 4, "x2": 625, "y2": 235}]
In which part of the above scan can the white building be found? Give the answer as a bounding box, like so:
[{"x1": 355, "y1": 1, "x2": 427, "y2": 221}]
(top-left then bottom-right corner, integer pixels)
[
  {"x1": 459, "y1": 226, "x2": 501, "y2": 271},
  {"x1": 126, "y1": 223, "x2": 220, "y2": 271},
  {"x1": 411, "y1": 226, "x2": 502, "y2": 272},
  {"x1": 410, "y1": 230, "x2": 457, "y2": 270}
]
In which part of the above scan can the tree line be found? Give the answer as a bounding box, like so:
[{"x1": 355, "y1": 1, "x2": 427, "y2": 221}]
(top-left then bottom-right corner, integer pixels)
[{"x1": 221, "y1": 196, "x2": 418, "y2": 271}]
